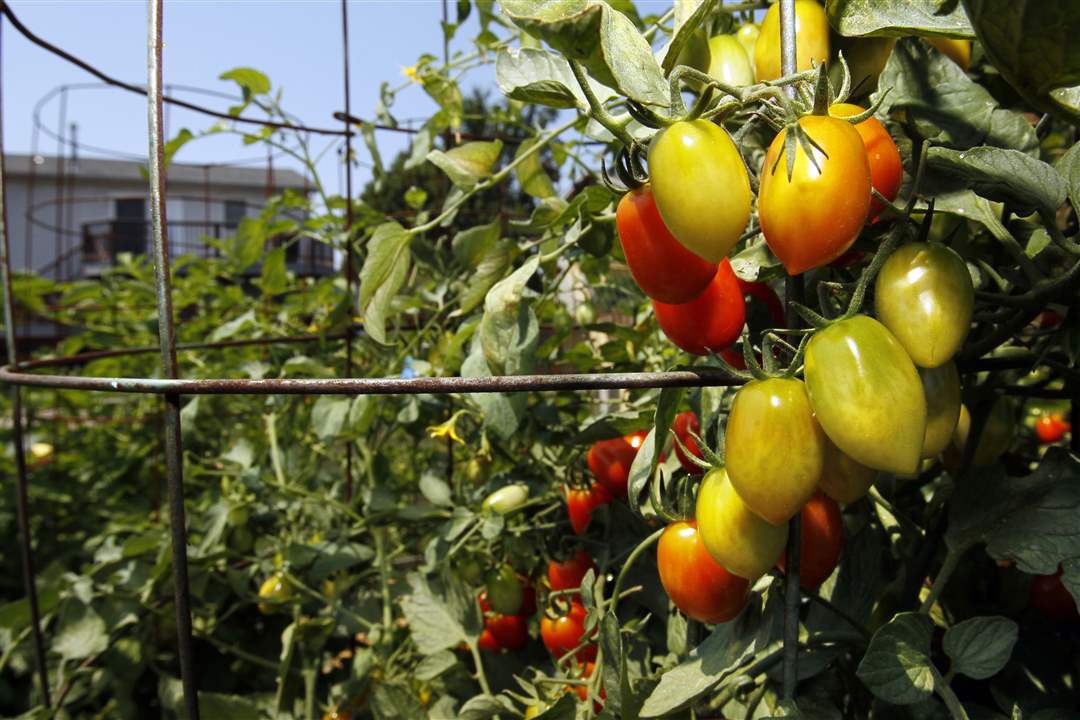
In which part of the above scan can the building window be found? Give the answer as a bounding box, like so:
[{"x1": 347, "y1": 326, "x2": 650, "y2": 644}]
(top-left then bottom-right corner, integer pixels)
[
  {"x1": 224, "y1": 200, "x2": 247, "y2": 230},
  {"x1": 112, "y1": 198, "x2": 147, "y2": 255}
]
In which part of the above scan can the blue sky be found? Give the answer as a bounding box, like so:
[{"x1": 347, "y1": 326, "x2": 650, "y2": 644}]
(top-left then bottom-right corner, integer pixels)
[{"x1": 3, "y1": 0, "x2": 500, "y2": 196}]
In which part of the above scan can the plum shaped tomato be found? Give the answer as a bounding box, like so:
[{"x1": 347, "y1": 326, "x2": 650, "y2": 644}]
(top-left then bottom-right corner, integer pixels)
[
  {"x1": 548, "y1": 549, "x2": 596, "y2": 592},
  {"x1": 754, "y1": 0, "x2": 829, "y2": 82},
  {"x1": 541, "y1": 600, "x2": 596, "y2": 663},
  {"x1": 588, "y1": 431, "x2": 646, "y2": 498},
  {"x1": 830, "y1": 103, "x2": 902, "y2": 218},
  {"x1": 805, "y1": 316, "x2": 927, "y2": 474},
  {"x1": 658, "y1": 520, "x2": 749, "y2": 624},
  {"x1": 819, "y1": 436, "x2": 877, "y2": 505},
  {"x1": 1029, "y1": 566, "x2": 1080, "y2": 623},
  {"x1": 875, "y1": 242, "x2": 974, "y2": 368},
  {"x1": 565, "y1": 483, "x2": 611, "y2": 535},
  {"x1": 707, "y1": 34, "x2": 754, "y2": 88},
  {"x1": 950, "y1": 398, "x2": 1015, "y2": 467},
  {"x1": 726, "y1": 377, "x2": 825, "y2": 526},
  {"x1": 672, "y1": 411, "x2": 706, "y2": 474},
  {"x1": 654, "y1": 259, "x2": 746, "y2": 356},
  {"x1": 616, "y1": 185, "x2": 717, "y2": 304},
  {"x1": 778, "y1": 493, "x2": 843, "y2": 589},
  {"x1": 927, "y1": 37, "x2": 971, "y2": 70},
  {"x1": 696, "y1": 467, "x2": 788, "y2": 580},
  {"x1": 759, "y1": 115, "x2": 871, "y2": 275},
  {"x1": 647, "y1": 120, "x2": 752, "y2": 264},
  {"x1": 485, "y1": 564, "x2": 524, "y2": 616},
  {"x1": 919, "y1": 361, "x2": 962, "y2": 459},
  {"x1": 735, "y1": 23, "x2": 760, "y2": 70}
]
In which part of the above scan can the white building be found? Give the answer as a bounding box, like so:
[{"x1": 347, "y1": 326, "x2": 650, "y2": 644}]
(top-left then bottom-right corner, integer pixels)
[{"x1": 3, "y1": 153, "x2": 333, "y2": 344}]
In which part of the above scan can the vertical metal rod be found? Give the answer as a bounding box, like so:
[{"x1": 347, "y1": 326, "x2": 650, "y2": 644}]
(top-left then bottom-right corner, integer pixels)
[
  {"x1": 341, "y1": 0, "x2": 355, "y2": 501},
  {"x1": 146, "y1": 2, "x2": 199, "y2": 717},
  {"x1": 778, "y1": 0, "x2": 802, "y2": 703},
  {"x1": 0, "y1": 16, "x2": 51, "y2": 705}
]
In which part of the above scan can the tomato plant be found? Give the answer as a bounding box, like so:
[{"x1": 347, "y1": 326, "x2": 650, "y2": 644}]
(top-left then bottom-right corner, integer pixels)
[
  {"x1": 541, "y1": 600, "x2": 596, "y2": 663},
  {"x1": 653, "y1": 258, "x2": 746, "y2": 355},
  {"x1": 696, "y1": 467, "x2": 788, "y2": 580},
  {"x1": 547, "y1": 549, "x2": 595, "y2": 592},
  {"x1": 1029, "y1": 567, "x2": 1080, "y2": 623},
  {"x1": 1035, "y1": 414, "x2": 1071, "y2": 444},
  {"x1": 754, "y1": 0, "x2": 830, "y2": 81},
  {"x1": 565, "y1": 482, "x2": 611, "y2": 536},
  {"x1": 758, "y1": 115, "x2": 872, "y2": 274},
  {"x1": 830, "y1": 102, "x2": 903, "y2": 217},
  {"x1": 588, "y1": 431, "x2": 646, "y2": 498},
  {"x1": 707, "y1": 34, "x2": 754, "y2": 87},
  {"x1": 777, "y1": 493, "x2": 843, "y2": 589},
  {"x1": 672, "y1": 411, "x2": 705, "y2": 474}
]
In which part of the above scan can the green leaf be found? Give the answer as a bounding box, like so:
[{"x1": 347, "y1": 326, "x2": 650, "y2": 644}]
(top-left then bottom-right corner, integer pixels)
[
  {"x1": 946, "y1": 448, "x2": 1080, "y2": 575},
  {"x1": 1055, "y1": 140, "x2": 1080, "y2": 213},
  {"x1": 496, "y1": 47, "x2": 613, "y2": 110},
  {"x1": 461, "y1": 340, "x2": 524, "y2": 439},
  {"x1": 826, "y1": 0, "x2": 974, "y2": 37},
  {"x1": 428, "y1": 140, "x2": 503, "y2": 188},
  {"x1": 452, "y1": 222, "x2": 502, "y2": 268},
  {"x1": 639, "y1": 605, "x2": 761, "y2": 716},
  {"x1": 260, "y1": 246, "x2": 287, "y2": 296},
  {"x1": 963, "y1": 0, "x2": 1080, "y2": 120},
  {"x1": 358, "y1": 222, "x2": 411, "y2": 345},
  {"x1": 163, "y1": 128, "x2": 194, "y2": 168},
  {"x1": 400, "y1": 574, "x2": 467, "y2": 655},
  {"x1": 414, "y1": 650, "x2": 457, "y2": 681},
  {"x1": 627, "y1": 386, "x2": 684, "y2": 514},
  {"x1": 927, "y1": 145, "x2": 1066, "y2": 215},
  {"x1": 232, "y1": 217, "x2": 266, "y2": 270},
  {"x1": 501, "y1": 0, "x2": 667, "y2": 106},
  {"x1": 419, "y1": 473, "x2": 453, "y2": 507},
  {"x1": 219, "y1": 67, "x2": 271, "y2": 98},
  {"x1": 873, "y1": 38, "x2": 1038, "y2": 155},
  {"x1": 311, "y1": 396, "x2": 349, "y2": 440},
  {"x1": 943, "y1": 615, "x2": 1018, "y2": 680},
  {"x1": 478, "y1": 256, "x2": 540, "y2": 375},
  {"x1": 662, "y1": 0, "x2": 717, "y2": 75},
  {"x1": 514, "y1": 138, "x2": 557, "y2": 199},
  {"x1": 210, "y1": 309, "x2": 256, "y2": 342},
  {"x1": 404, "y1": 185, "x2": 428, "y2": 210},
  {"x1": 458, "y1": 695, "x2": 516, "y2": 720},
  {"x1": 54, "y1": 602, "x2": 109, "y2": 660},
  {"x1": 855, "y1": 612, "x2": 935, "y2": 705}
]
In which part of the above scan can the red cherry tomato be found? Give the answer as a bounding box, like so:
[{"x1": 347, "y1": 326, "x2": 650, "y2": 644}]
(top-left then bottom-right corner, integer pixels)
[
  {"x1": 830, "y1": 103, "x2": 903, "y2": 219},
  {"x1": 548, "y1": 549, "x2": 596, "y2": 592},
  {"x1": 519, "y1": 583, "x2": 538, "y2": 617},
  {"x1": 616, "y1": 185, "x2": 718, "y2": 304},
  {"x1": 778, "y1": 493, "x2": 843, "y2": 589},
  {"x1": 658, "y1": 520, "x2": 750, "y2": 624},
  {"x1": 1035, "y1": 414, "x2": 1071, "y2": 444},
  {"x1": 565, "y1": 483, "x2": 611, "y2": 535},
  {"x1": 541, "y1": 600, "x2": 596, "y2": 663},
  {"x1": 588, "y1": 431, "x2": 647, "y2": 498},
  {"x1": 672, "y1": 411, "x2": 706, "y2": 474},
  {"x1": 486, "y1": 612, "x2": 529, "y2": 651},
  {"x1": 1029, "y1": 566, "x2": 1079, "y2": 623},
  {"x1": 654, "y1": 259, "x2": 746, "y2": 355},
  {"x1": 478, "y1": 627, "x2": 499, "y2": 652},
  {"x1": 573, "y1": 661, "x2": 606, "y2": 711}
]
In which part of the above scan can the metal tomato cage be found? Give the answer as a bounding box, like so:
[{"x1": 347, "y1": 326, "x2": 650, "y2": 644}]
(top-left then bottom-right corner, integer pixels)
[{"x1": 0, "y1": 1, "x2": 802, "y2": 716}]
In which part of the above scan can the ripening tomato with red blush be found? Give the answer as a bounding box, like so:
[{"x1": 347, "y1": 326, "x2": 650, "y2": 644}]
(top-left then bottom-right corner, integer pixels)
[{"x1": 654, "y1": 259, "x2": 746, "y2": 355}]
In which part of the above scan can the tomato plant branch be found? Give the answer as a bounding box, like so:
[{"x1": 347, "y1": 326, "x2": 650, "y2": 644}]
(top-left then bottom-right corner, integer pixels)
[
  {"x1": 931, "y1": 664, "x2": 971, "y2": 720},
  {"x1": 468, "y1": 642, "x2": 494, "y2": 696},
  {"x1": 607, "y1": 528, "x2": 664, "y2": 615},
  {"x1": 568, "y1": 59, "x2": 637, "y2": 147},
  {"x1": 264, "y1": 412, "x2": 287, "y2": 487},
  {"x1": 803, "y1": 591, "x2": 871, "y2": 640},
  {"x1": 919, "y1": 546, "x2": 962, "y2": 614}
]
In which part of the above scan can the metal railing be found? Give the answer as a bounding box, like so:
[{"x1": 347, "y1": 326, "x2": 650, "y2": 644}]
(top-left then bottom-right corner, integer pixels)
[{"x1": 0, "y1": 1, "x2": 806, "y2": 718}]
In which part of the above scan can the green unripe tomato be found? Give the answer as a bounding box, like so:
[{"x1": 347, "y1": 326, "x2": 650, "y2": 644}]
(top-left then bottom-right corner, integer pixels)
[
  {"x1": 707, "y1": 34, "x2": 754, "y2": 88},
  {"x1": 818, "y1": 437, "x2": 877, "y2": 505},
  {"x1": 755, "y1": 0, "x2": 829, "y2": 81},
  {"x1": 735, "y1": 23, "x2": 760, "y2": 68},
  {"x1": 484, "y1": 564, "x2": 523, "y2": 616},
  {"x1": 875, "y1": 243, "x2": 974, "y2": 368},
  {"x1": 951, "y1": 398, "x2": 1016, "y2": 467},
  {"x1": 919, "y1": 361, "x2": 962, "y2": 459},
  {"x1": 676, "y1": 28, "x2": 712, "y2": 89},
  {"x1": 725, "y1": 378, "x2": 825, "y2": 526},
  {"x1": 647, "y1": 120, "x2": 752, "y2": 264},
  {"x1": 696, "y1": 467, "x2": 789, "y2": 580},
  {"x1": 806, "y1": 316, "x2": 927, "y2": 475},
  {"x1": 481, "y1": 483, "x2": 529, "y2": 515}
]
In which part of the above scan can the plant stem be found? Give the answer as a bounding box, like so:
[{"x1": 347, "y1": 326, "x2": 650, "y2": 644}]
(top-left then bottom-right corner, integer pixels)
[
  {"x1": 568, "y1": 60, "x2": 636, "y2": 147},
  {"x1": 920, "y1": 547, "x2": 961, "y2": 613},
  {"x1": 607, "y1": 528, "x2": 664, "y2": 614},
  {"x1": 932, "y1": 664, "x2": 971, "y2": 720},
  {"x1": 469, "y1": 642, "x2": 494, "y2": 695},
  {"x1": 264, "y1": 412, "x2": 287, "y2": 487},
  {"x1": 804, "y1": 591, "x2": 871, "y2": 640}
]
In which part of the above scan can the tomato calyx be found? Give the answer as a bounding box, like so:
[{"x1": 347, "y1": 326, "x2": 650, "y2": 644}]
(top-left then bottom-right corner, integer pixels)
[{"x1": 600, "y1": 144, "x2": 649, "y2": 194}]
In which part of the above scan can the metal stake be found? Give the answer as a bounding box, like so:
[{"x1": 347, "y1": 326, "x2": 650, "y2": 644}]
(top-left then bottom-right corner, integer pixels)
[
  {"x1": 146, "y1": 2, "x2": 199, "y2": 717},
  {"x1": 778, "y1": 0, "x2": 803, "y2": 703},
  {"x1": 341, "y1": 0, "x2": 355, "y2": 502},
  {"x1": 0, "y1": 10, "x2": 51, "y2": 707}
]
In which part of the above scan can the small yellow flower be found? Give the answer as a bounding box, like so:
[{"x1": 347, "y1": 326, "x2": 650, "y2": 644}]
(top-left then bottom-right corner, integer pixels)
[
  {"x1": 427, "y1": 410, "x2": 467, "y2": 445},
  {"x1": 402, "y1": 65, "x2": 419, "y2": 82}
]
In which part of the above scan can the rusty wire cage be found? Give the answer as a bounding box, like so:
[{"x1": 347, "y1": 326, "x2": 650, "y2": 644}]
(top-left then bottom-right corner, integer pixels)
[{"x1": 0, "y1": 1, "x2": 811, "y2": 717}]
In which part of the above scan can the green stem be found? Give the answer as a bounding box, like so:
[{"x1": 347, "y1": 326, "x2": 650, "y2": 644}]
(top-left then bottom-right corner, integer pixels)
[
  {"x1": 264, "y1": 412, "x2": 287, "y2": 487},
  {"x1": 932, "y1": 664, "x2": 971, "y2": 720},
  {"x1": 803, "y1": 591, "x2": 871, "y2": 640},
  {"x1": 607, "y1": 528, "x2": 664, "y2": 614},
  {"x1": 568, "y1": 60, "x2": 636, "y2": 147},
  {"x1": 919, "y1": 547, "x2": 962, "y2": 613},
  {"x1": 469, "y1": 643, "x2": 494, "y2": 696},
  {"x1": 303, "y1": 663, "x2": 318, "y2": 720}
]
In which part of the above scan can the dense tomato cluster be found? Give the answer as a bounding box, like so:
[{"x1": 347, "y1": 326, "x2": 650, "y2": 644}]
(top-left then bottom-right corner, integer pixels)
[{"x1": 478, "y1": 584, "x2": 537, "y2": 653}]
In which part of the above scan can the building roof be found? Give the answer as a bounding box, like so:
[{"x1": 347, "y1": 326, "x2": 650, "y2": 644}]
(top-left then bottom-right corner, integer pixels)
[{"x1": 2, "y1": 153, "x2": 310, "y2": 190}]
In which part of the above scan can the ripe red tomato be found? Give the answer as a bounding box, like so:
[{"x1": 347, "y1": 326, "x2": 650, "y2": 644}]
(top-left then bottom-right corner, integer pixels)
[
  {"x1": 830, "y1": 103, "x2": 902, "y2": 219},
  {"x1": 616, "y1": 185, "x2": 718, "y2": 304},
  {"x1": 1035, "y1": 414, "x2": 1071, "y2": 444},
  {"x1": 588, "y1": 431, "x2": 646, "y2": 498},
  {"x1": 672, "y1": 411, "x2": 706, "y2": 474},
  {"x1": 541, "y1": 600, "x2": 596, "y2": 662},
  {"x1": 1029, "y1": 567, "x2": 1079, "y2": 623},
  {"x1": 519, "y1": 584, "x2": 538, "y2": 617},
  {"x1": 778, "y1": 493, "x2": 843, "y2": 589},
  {"x1": 565, "y1": 483, "x2": 611, "y2": 535},
  {"x1": 654, "y1": 259, "x2": 746, "y2": 355},
  {"x1": 573, "y1": 661, "x2": 606, "y2": 710},
  {"x1": 738, "y1": 278, "x2": 785, "y2": 327},
  {"x1": 759, "y1": 115, "x2": 872, "y2": 275},
  {"x1": 485, "y1": 612, "x2": 529, "y2": 651},
  {"x1": 478, "y1": 627, "x2": 499, "y2": 652},
  {"x1": 548, "y1": 549, "x2": 596, "y2": 592},
  {"x1": 658, "y1": 520, "x2": 750, "y2": 624}
]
